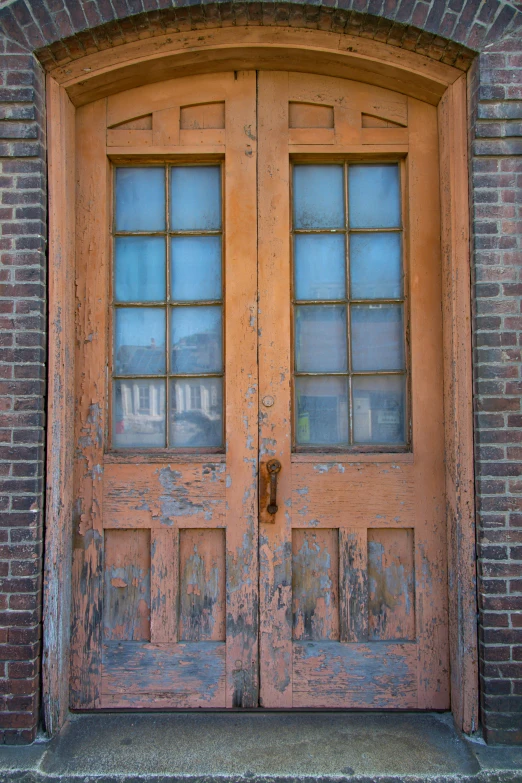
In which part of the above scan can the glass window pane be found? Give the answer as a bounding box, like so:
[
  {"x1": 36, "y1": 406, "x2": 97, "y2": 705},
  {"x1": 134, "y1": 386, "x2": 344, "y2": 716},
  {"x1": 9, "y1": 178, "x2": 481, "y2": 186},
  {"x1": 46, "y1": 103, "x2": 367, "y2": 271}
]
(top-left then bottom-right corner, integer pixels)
[
  {"x1": 296, "y1": 377, "x2": 349, "y2": 445},
  {"x1": 114, "y1": 308, "x2": 166, "y2": 375},
  {"x1": 348, "y1": 164, "x2": 400, "y2": 228},
  {"x1": 293, "y1": 165, "x2": 344, "y2": 229},
  {"x1": 170, "y1": 378, "x2": 223, "y2": 448},
  {"x1": 353, "y1": 375, "x2": 406, "y2": 444},
  {"x1": 294, "y1": 234, "x2": 346, "y2": 301},
  {"x1": 171, "y1": 306, "x2": 222, "y2": 374},
  {"x1": 295, "y1": 305, "x2": 347, "y2": 373},
  {"x1": 115, "y1": 168, "x2": 165, "y2": 232},
  {"x1": 171, "y1": 236, "x2": 222, "y2": 302},
  {"x1": 350, "y1": 233, "x2": 402, "y2": 300},
  {"x1": 113, "y1": 380, "x2": 166, "y2": 448},
  {"x1": 170, "y1": 166, "x2": 221, "y2": 231},
  {"x1": 115, "y1": 237, "x2": 166, "y2": 303},
  {"x1": 351, "y1": 305, "x2": 404, "y2": 372}
]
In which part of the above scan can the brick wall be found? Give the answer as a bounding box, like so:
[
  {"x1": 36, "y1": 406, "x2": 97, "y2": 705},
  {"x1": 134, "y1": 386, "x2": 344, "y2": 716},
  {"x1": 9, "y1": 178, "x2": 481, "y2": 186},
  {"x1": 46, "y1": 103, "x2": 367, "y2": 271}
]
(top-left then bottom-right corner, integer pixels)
[
  {"x1": 0, "y1": 0, "x2": 520, "y2": 745},
  {"x1": 0, "y1": 33, "x2": 46, "y2": 744},
  {"x1": 470, "y1": 32, "x2": 522, "y2": 745}
]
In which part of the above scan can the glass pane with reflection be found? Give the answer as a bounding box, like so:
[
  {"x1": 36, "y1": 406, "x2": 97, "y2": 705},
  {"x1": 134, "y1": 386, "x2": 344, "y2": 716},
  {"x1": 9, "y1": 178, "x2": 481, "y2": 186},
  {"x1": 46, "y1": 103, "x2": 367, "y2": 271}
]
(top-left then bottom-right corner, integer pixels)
[
  {"x1": 171, "y1": 236, "x2": 222, "y2": 301},
  {"x1": 170, "y1": 378, "x2": 223, "y2": 448},
  {"x1": 295, "y1": 376, "x2": 349, "y2": 445},
  {"x1": 114, "y1": 308, "x2": 166, "y2": 375},
  {"x1": 170, "y1": 166, "x2": 221, "y2": 231},
  {"x1": 115, "y1": 237, "x2": 166, "y2": 303},
  {"x1": 115, "y1": 168, "x2": 166, "y2": 232},
  {"x1": 295, "y1": 305, "x2": 347, "y2": 373},
  {"x1": 352, "y1": 375, "x2": 405, "y2": 444},
  {"x1": 351, "y1": 305, "x2": 404, "y2": 372},
  {"x1": 348, "y1": 165, "x2": 400, "y2": 229},
  {"x1": 171, "y1": 306, "x2": 222, "y2": 374},
  {"x1": 293, "y1": 165, "x2": 344, "y2": 229},
  {"x1": 113, "y1": 379, "x2": 166, "y2": 448},
  {"x1": 294, "y1": 234, "x2": 346, "y2": 301},
  {"x1": 350, "y1": 233, "x2": 402, "y2": 300}
]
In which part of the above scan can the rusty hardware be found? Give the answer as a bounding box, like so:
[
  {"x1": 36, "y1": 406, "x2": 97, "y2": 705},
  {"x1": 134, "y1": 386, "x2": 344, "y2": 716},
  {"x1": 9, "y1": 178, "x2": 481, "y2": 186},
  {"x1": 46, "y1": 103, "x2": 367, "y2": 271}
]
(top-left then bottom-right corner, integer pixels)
[{"x1": 266, "y1": 459, "x2": 282, "y2": 515}]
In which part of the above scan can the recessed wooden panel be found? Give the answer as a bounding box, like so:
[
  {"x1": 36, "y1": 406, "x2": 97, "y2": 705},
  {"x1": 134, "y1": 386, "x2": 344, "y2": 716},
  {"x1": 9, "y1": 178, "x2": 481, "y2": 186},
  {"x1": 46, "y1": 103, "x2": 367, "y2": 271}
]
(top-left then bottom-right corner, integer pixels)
[
  {"x1": 180, "y1": 102, "x2": 225, "y2": 129},
  {"x1": 110, "y1": 114, "x2": 153, "y2": 130},
  {"x1": 368, "y1": 528, "x2": 415, "y2": 641},
  {"x1": 101, "y1": 641, "x2": 226, "y2": 707},
  {"x1": 107, "y1": 114, "x2": 153, "y2": 147},
  {"x1": 103, "y1": 529, "x2": 151, "y2": 642},
  {"x1": 179, "y1": 528, "x2": 226, "y2": 642},
  {"x1": 289, "y1": 102, "x2": 334, "y2": 128},
  {"x1": 292, "y1": 529, "x2": 339, "y2": 641},
  {"x1": 361, "y1": 113, "x2": 404, "y2": 128},
  {"x1": 293, "y1": 641, "x2": 417, "y2": 708}
]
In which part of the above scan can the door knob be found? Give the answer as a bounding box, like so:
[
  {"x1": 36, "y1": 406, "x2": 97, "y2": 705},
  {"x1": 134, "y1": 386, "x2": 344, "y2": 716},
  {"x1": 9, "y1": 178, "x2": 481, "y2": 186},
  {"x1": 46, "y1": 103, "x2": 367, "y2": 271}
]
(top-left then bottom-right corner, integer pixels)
[{"x1": 266, "y1": 459, "x2": 282, "y2": 515}]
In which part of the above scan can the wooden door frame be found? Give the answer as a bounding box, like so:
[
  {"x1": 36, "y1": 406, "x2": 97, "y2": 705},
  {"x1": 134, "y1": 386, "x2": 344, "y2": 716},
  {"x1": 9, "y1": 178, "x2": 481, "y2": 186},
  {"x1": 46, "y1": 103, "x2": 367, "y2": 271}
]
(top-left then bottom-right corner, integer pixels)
[{"x1": 44, "y1": 27, "x2": 477, "y2": 736}]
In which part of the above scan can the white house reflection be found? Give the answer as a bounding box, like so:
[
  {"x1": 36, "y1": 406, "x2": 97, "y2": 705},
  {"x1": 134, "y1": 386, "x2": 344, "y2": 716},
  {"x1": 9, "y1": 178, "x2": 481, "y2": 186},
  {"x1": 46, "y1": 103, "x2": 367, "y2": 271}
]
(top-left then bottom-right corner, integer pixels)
[{"x1": 113, "y1": 374, "x2": 222, "y2": 449}]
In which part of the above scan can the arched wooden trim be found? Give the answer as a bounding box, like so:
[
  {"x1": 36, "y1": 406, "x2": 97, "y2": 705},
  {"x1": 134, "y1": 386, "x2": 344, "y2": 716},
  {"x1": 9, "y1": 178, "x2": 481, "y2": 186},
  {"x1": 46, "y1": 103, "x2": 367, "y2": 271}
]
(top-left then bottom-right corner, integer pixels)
[
  {"x1": 45, "y1": 30, "x2": 477, "y2": 736},
  {"x1": 48, "y1": 27, "x2": 464, "y2": 107}
]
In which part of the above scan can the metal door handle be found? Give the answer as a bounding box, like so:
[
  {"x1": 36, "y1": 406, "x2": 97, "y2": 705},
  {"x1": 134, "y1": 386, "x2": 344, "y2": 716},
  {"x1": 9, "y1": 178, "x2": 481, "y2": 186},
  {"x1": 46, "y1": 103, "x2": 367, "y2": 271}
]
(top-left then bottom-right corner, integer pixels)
[{"x1": 266, "y1": 459, "x2": 282, "y2": 514}]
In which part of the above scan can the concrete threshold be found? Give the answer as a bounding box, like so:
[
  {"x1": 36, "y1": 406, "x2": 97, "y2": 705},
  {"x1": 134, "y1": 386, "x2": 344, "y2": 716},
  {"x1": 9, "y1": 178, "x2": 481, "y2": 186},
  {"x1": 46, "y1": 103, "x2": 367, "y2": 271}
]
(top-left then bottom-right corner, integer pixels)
[{"x1": 0, "y1": 712, "x2": 521, "y2": 783}]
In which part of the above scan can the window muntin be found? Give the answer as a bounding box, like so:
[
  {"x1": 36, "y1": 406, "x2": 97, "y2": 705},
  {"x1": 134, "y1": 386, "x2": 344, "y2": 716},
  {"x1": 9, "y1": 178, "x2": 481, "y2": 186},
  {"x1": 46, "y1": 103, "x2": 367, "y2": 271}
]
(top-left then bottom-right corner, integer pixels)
[
  {"x1": 292, "y1": 162, "x2": 407, "y2": 449},
  {"x1": 111, "y1": 165, "x2": 224, "y2": 450}
]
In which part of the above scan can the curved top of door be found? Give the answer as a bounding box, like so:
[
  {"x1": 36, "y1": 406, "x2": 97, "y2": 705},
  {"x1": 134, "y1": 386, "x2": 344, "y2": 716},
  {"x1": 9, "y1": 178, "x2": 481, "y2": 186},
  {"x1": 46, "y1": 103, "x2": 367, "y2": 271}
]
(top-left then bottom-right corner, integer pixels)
[{"x1": 50, "y1": 27, "x2": 464, "y2": 108}]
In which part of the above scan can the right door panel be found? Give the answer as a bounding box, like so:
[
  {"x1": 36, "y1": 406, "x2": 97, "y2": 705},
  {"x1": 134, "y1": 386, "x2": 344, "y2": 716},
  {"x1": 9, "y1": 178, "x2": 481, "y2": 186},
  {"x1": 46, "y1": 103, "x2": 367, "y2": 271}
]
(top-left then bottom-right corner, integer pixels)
[{"x1": 257, "y1": 71, "x2": 449, "y2": 709}]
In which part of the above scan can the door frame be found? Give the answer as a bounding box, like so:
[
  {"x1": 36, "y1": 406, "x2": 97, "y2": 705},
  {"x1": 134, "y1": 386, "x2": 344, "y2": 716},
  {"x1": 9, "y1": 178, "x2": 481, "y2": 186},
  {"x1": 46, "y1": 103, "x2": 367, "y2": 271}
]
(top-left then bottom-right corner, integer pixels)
[{"x1": 43, "y1": 27, "x2": 477, "y2": 736}]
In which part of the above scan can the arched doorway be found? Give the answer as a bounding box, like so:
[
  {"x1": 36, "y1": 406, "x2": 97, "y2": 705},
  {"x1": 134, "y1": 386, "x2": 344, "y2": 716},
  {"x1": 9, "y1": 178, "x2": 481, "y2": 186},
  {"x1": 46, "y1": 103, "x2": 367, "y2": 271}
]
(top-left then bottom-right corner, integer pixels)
[{"x1": 45, "y1": 31, "x2": 476, "y2": 731}]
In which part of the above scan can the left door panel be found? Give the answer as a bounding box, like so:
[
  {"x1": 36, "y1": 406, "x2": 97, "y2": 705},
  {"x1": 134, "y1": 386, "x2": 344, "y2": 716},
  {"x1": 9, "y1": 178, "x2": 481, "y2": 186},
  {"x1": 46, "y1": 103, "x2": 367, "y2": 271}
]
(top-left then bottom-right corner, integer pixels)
[{"x1": 70, "y1": 72, "x2": 259, "y2": 709}]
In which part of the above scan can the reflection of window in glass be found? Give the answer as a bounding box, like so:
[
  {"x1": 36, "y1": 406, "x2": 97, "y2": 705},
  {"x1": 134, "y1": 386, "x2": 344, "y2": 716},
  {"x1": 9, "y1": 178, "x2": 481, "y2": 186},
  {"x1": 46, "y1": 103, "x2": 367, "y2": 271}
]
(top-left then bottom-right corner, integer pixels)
[
  {"x1": 190, "y1": 384, "x2": 202, "y2": 410},
  {"x1": 138, "y1": 385, "x2": 151, "y2": 414},
  {"x1": 112, "y1": 165, "x2": 224, "y2": 449},
  {"x1": 292, "y1": 163, "x2": 406, "y2": 449}
]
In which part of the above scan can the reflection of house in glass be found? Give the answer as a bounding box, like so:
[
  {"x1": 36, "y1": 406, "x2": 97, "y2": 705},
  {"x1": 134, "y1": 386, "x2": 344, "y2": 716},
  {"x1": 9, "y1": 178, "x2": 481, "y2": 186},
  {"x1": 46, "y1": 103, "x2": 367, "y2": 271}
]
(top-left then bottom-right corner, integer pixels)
[
  {"x1": 171, "y1": 378, "x2": 222, "y2": 448},
  {"x1": 113, "y1": 331, "x2": 223, "y2": 448},
  {"x1": 116, "y1": 341, "x2": 165, "y2": 376},
  {"x1": 114, "y1": 379, "x2": 166, "y2": 448},
  {"x1": 171, "y1": 331, "x2": 221, "y2": 374}
]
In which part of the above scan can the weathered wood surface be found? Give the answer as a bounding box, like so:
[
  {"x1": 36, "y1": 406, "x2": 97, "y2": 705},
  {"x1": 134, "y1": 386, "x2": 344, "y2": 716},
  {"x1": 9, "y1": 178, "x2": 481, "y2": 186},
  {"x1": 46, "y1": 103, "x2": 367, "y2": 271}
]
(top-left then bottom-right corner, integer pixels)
[
  {"x1": 291, "y1": 462, "x2": 414, "y2": 527},
  {"x1": 71, "y1": 71, "x2": 259, "y2": 711},
  {"x1": 103, "y1": 462, "x2": 226, "y2": 529},
  {"x1": 43, "y1": 77, "x2": 76, "y2": 735},
  {"x1": 258, "y1": 71, "x2": 449, "y2": 710},
  {"x1": 293, "y1": 642, "x2": 417, "y2": 708},
  {"x1": 150, "y1": 529, "x2": 178, "y2": 644},
  {"x1": 104, "y1": 529, "x2": 151, "y2": 642},
  {"x1": 66, "y1": 65, "x2": 464, "y2": 716},
  {"x1": 70, "y1": 97, "x2": 109, "y2": 709},
  {"x1": 408, "y1": 95, "x2": 449, "y2": 709},
  {"x1": 179, "y1": 529, "x2": 226, "y2": 642},
  {"x1": 438, "y1": 73, "x2": 478, "y2": 733},
  {"x1": 339, "y1": 528, "x2": 368, "y2": 643},
  {"x1": 223, "y1": 70, "x2": 259, "y2": 707},
  {"x1": 101, "y1": 641, "x2": 225, "y2": 707},
  {"x1": 258, "y1": 71, "x2": 293, "y2": 708},
  {"x1": 367, "y1": 528, "x2": 415, "y2": 641},
  {"x1": 292, "y1": 529, "x2": 339, "y2": 642}
]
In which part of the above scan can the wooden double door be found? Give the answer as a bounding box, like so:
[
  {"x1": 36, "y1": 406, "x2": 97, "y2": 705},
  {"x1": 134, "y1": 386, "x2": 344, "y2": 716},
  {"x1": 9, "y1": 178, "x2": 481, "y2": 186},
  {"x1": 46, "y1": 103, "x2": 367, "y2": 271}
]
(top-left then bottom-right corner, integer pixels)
[{"x1": 71, "y1": 70, "x2": 449, "y2": 710}]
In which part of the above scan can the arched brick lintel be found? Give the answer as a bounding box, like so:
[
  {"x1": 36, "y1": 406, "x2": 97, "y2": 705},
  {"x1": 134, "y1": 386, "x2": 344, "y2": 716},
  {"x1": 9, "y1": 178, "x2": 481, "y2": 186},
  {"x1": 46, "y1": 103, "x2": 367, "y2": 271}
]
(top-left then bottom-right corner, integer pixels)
[{"x1": 1, "y1": 0, "x2": 521, "y2": 68}]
